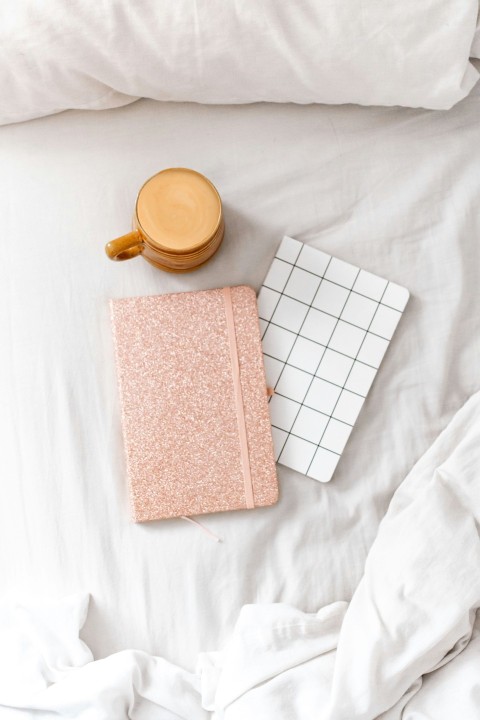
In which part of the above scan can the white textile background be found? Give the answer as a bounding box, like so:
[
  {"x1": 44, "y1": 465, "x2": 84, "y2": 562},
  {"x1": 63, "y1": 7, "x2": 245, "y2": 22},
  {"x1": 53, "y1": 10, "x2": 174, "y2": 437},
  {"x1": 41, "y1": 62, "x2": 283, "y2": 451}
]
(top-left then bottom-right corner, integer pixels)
[
  {"x1": 0, "y1": 82, "x2": 479, "y2": 670},
  {"x1": 1, "y1": 0, "x2": 479, "y2": 124}
]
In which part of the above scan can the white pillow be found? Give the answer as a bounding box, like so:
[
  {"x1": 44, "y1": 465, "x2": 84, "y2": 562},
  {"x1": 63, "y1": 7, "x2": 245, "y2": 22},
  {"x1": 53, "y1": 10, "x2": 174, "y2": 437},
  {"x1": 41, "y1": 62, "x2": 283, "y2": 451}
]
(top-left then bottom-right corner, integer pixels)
[
  {"x1": 1, "y1": 0, "x2": 479, "y2": 124},
  {"x1": 472, "y1": 18, "x2": 480, "y2": 58}
]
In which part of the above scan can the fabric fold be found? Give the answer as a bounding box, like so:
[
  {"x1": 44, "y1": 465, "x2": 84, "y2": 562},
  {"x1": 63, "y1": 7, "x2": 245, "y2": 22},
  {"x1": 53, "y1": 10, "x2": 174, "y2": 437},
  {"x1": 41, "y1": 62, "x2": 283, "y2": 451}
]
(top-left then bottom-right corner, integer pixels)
[
  {"x1": 3, "y1": 391, "x2": 480, "y2": 718},
  {"x1": 0, "y1": 594, "x2": 206, "y2": 720}
]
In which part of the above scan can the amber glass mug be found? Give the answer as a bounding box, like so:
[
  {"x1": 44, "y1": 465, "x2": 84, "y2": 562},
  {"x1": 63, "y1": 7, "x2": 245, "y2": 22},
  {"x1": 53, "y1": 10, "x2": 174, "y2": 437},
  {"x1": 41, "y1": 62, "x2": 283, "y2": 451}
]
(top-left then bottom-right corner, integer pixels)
[{"x1": 105, "y1": 168, "x2": 224, "y2": 273}]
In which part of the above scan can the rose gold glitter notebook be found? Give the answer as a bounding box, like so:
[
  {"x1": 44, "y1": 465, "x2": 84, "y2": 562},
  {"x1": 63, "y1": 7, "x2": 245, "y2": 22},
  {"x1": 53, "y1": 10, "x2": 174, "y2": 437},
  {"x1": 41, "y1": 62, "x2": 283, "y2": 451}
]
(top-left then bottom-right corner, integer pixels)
[{"x1": 110, "y1": 286, "x2": 278, "y2": 522}]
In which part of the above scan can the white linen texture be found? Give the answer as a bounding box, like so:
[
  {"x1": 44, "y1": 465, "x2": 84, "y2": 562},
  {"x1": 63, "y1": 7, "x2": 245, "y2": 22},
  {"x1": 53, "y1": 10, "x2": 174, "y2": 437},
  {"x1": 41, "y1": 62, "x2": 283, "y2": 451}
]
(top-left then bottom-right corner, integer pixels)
[
  {"x1": 1, "y1": 0, "x2": 479, "y2": 124},
  {"x1": 1, "y1": 83, "x2": 480, "y2": 680},
  {"x1": 2, "y1": 391, "x2": 480, "y2": 719}
]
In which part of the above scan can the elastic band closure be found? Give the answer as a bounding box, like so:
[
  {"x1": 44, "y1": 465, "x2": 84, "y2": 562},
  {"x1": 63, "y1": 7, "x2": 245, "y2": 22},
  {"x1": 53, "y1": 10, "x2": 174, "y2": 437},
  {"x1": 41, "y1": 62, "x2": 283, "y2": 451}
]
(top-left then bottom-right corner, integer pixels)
[{"x1": 222, "y1": 287, "x2": 255, "y2": 509}]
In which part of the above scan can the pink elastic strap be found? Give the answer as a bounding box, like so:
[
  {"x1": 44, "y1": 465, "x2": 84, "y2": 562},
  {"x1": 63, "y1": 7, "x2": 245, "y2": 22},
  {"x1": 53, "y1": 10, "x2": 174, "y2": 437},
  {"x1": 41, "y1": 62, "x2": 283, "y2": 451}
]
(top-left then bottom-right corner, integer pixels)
[{"x1": 222, "y1": 287, "x2": 255, "y2": 509}]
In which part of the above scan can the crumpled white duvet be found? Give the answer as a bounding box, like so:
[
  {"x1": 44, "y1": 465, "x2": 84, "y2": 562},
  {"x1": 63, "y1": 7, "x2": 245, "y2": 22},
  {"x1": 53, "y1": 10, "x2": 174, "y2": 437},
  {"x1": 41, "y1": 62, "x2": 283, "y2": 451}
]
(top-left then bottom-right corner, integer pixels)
[{"x1": 2, "y1": 391, "x2": 480, "y2": 719}]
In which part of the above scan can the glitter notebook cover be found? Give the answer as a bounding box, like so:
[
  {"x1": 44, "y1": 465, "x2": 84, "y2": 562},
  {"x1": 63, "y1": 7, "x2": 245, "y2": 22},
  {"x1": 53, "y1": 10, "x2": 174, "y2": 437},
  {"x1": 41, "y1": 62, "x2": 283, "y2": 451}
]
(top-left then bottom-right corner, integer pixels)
[
  {"x1": 110, "y1": 286, "x2": 278, "y2": 521},
  {"x1": 259, "y1": 236, "x2": 409, "y2": 483}
]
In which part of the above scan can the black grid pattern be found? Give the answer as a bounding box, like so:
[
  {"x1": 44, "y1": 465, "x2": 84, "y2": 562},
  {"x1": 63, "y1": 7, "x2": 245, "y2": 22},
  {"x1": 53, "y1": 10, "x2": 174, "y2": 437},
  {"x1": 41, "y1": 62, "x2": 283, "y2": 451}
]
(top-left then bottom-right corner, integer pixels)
[{"x1": 259, "y1": 237, "x2": 409, "y2": 482}]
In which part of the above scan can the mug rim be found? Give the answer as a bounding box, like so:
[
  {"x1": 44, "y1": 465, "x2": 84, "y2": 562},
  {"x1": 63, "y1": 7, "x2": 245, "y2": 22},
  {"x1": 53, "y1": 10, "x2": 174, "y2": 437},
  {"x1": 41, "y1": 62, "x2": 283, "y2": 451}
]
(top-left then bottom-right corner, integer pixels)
[{"x1": 134, "y1": 167, "x2": 223, "y2": 255}]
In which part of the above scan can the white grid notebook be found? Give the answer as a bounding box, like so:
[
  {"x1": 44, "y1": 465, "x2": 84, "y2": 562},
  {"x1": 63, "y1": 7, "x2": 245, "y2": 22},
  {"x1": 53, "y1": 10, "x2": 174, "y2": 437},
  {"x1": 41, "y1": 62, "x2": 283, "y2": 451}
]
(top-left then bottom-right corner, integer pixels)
[{"x1": 258, "y1": 236, "x2": 409, "y2": 482}]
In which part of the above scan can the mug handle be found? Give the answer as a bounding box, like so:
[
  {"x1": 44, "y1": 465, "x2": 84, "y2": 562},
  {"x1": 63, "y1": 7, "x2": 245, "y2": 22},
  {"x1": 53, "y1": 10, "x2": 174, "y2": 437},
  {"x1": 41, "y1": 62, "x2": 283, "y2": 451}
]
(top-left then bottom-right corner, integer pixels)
[{"x1": 105, "y1": 231, "x2": 144, "y2": 261}]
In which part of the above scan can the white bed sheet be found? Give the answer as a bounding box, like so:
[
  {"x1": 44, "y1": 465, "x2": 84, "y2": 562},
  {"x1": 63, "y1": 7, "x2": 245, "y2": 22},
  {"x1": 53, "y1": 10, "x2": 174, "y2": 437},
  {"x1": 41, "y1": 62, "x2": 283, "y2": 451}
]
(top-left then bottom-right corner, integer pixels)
[{"x1": 1, "y1": 80, "x2": 479, "y2": 671}]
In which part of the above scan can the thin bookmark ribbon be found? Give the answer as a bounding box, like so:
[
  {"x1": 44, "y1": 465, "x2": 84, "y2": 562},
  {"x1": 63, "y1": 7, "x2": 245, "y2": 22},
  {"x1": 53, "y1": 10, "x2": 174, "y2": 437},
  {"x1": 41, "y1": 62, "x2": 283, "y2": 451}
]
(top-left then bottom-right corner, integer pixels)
[
  {"x1": 222, "y1": 287, "x2": 255, "y2": 509},
  {"x1": 181, "y1": 516, "x2": 222, "y2": 542}
]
